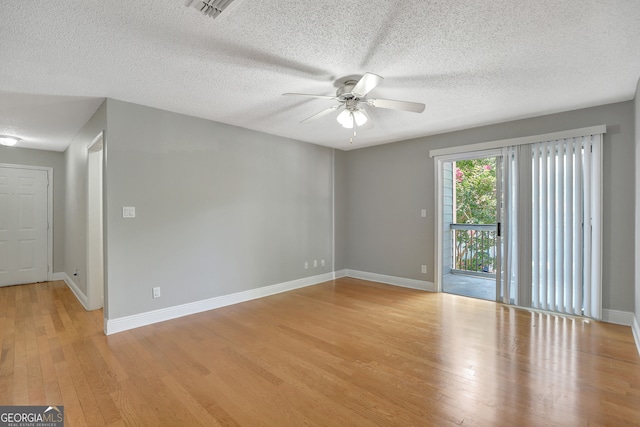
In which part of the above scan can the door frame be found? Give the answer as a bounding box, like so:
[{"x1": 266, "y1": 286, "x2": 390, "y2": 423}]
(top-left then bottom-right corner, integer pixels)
[
  {"x1": 433, "y1": 149, "x2": 501, "y2": 296},
  {"x1": 86, "y1": 132, "x2": 105, "y2": 310},
  {"x1": 0, "y1": 163, "x2": 53, "y2": 281}
]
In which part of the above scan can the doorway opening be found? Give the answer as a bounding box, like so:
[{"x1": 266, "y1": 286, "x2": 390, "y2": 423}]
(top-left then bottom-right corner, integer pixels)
[
  {"x1": 86, "y1": 132, "x2": 104, "y2": 310},
  {"x1": 440, "y1": 154, "x2": 501, "y2": 301}
]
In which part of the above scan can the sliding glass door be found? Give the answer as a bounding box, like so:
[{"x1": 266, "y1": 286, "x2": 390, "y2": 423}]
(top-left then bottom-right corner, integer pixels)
[
  {"x1": 435, "y1": 131, "x2": 603, "y2": 319},
  {"x1": 440, "y1": 152, "x2": 502, "y2": 302},
  {"x1": 500, "y1": 135, "x2": 602, "y2": 318}
]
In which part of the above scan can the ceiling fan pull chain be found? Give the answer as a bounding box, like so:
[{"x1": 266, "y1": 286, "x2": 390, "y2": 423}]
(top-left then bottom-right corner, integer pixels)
[
  {"x1": 350, "y1": 122, "x2": 358, "y2": 144},
  {"x1": 353, "y1": 114, "x2": 358, "y2": 137}
]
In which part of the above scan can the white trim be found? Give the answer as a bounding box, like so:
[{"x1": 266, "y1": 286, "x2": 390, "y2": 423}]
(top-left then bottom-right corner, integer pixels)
[
  {"x1": 603, "y1": 310, "x2": 640, "y2": 358},
  {"x1": 593, "y1": 136, "x2": 604, "y2": 320},
  {"x1": 433, "y1": 150, "x2": 501, "y2": 294},
  {"x1": 344, "y1": 269, "x2": 435, "y2": 291},
  {"x1": 105, "y1": 272, "x2": 336, "y2": 335},
  {"x1": 601, "y1": 309, "x2": 635, "y2": 326},
  {"x1": 86, "y1": 131, "x2": 105, "y2": 311},
  {"x1": 632, "y1": 316, "x2": 640, "y2": 357},
  {"x1": 433, "y1": 148, "x2": 503, "y2": 162},
  {"x1": 332, "y1": 150, "x2": 336, "y2": 273},
  {"x1": 0, "y1": 163, "x2": 53, "y2": 171},
  {"x1": 61, "y1": 272, "x2": 89, "y2": 310},
  {"x1": 46, "y1": 168, "x2": 54, "y2": 282},
  {"x1": 0, "y1": 163, "x2": 54, "y2": 282},
  {"x1": 88, "y1": 132, "x2": 104, "y2": 151},
  {"x1": 429, "y1": 125, "x2": 607, "y2": 158},
  {"x1": 334, "y1": 269, "x2": 347, "y2": 279},
  {"x1": 51, "y1": 272, "x2": 66, "y2": 281},
  {"x1": 434, "y1": 157, "x2": 443, "y2": 292}
]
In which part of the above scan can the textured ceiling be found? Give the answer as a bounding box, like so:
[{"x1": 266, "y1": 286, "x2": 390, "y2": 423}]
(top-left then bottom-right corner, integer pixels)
[{"x1": 1, "y1": 0, "x2": 640, "y2": 151}]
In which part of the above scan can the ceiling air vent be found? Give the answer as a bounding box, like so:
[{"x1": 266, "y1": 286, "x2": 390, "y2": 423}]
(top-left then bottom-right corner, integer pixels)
[{"x1": 184, "y1": 0, "x2": 242, "y2": 19}]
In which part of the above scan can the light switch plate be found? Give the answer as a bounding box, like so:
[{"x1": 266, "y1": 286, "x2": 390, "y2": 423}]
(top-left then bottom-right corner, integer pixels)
[{"x1": 123, "y1": 207, "x2": 136, "y2": 218}]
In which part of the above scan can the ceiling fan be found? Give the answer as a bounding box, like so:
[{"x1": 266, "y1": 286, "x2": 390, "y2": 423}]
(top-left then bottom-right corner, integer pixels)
[{"x1": 283, "y1": 72, "x2": 425, "y2": 143}]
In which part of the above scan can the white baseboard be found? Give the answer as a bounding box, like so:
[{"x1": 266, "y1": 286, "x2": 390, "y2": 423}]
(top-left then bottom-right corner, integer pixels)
[
  {"x1": 51, "y1": 272, "x2": 66, "y2": 281},
  {"x1": 602, "y1": 309, "x2": 635, "y2": 326},
  {"x1": 601, "y1": 309, "x2": 640, "y2": 356},
  {"x1": 61, "y1": 272, "x2": 89, "y2": 310},
  {"x1": 334, "y1": 269, "x2": 347, "y2": 279},
  {"x1": 344, "y1": 269, "x2": 435, "y2": 292},
  {"x1": 105, "y1": 272, "x2": 336, "y2": 335},
  {"x1": 632, "y1": 316, "x2": 640, "y2": 357}
]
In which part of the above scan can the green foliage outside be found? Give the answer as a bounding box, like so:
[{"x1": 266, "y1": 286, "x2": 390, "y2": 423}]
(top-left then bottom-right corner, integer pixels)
[{"x1": 454, "y1": 158, "x2": 497, "y2": 272}]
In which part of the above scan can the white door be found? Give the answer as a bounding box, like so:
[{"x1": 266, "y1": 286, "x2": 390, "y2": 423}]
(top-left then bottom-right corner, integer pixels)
[{"x1": 0, "y1": 167, "x2": 48, "y2": 287}]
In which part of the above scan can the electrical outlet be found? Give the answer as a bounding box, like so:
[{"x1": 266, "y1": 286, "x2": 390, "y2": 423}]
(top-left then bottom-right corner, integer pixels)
[
  {"x1": 421, "y1": 265, "x2": 427, "y2": 274},
  {"x1": 421, "y1": 209, "x2": 427, "y2": 218},
  {"x1": 313, "y1": 260, "x2": 318, "y2": 268},
  {"x1": 122, "y1": 206, "x2": 136, "y2": 218},
  {"x1": 304, "y1": 262, "x2": 309, "y2": 269},
  {"x1": 152, "y1": 287, "x2": 161, "y2": 298},
  {"x1": 321, "y1": 259, "x2": 325, "y2": 267}
]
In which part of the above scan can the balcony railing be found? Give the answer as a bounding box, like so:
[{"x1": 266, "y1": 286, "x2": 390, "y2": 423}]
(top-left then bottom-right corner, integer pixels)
[{"x1": 450, "y1": 223, "x2": 497, "y2": 277}]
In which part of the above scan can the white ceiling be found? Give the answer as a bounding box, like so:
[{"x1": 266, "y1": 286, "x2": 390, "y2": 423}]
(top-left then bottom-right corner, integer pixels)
[{"x1": 1, "y1": 0, "x2": 640, "y2": 152}]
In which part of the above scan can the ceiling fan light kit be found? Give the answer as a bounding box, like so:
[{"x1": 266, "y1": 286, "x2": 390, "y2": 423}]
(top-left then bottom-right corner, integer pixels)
[
  {"x1": 337, "y1": 109, "x2": 367, "y2": 128},
  {"x1": 283, "y1": 72, "x2": 425, "y2": 144},
  {"x1": 0, "y1": 135, "x2": 20, "y2": 147}
]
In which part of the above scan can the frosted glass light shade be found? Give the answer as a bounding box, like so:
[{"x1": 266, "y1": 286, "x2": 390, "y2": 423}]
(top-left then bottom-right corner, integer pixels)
[
  {"x1": 0, "y1": 136, "x2": 19, "y2": 146},
  {"x1": 336, "y1": 110, "x2": 353, "y2": 128},
  {"x1": 336, "y1": 109, "x2": 367, "y2": 128},
  {"x1": 352, "y1": 110, "x2": 368, "y2": 126}
]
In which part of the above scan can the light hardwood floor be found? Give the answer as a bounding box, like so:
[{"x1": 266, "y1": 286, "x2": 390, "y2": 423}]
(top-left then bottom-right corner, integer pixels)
[{"x1": 1, "y1": 278, "x2": 639, "y2": 426}]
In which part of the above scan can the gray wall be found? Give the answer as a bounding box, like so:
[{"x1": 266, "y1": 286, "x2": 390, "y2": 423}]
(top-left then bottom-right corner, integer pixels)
[
  {"x1": 341, "y1": 101, "x2": 635, "y2": 313},
  {"x1": 334, "y1": 150, "x2": 347, "y2": 271},
  {"x1": 0, "y1": 146, "x2": 65, "y2": 272},
  {"x1": 64, "y1": 101, "x2": 107, "y2": 295},
  {"x1": 104, "y1": 99, "x2": 334, "y2": 319}
]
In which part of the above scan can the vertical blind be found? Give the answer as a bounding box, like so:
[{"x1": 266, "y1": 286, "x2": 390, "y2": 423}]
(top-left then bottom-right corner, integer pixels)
[{"x1": 501, "y1": 134, "x2": 602, "y2": 319}]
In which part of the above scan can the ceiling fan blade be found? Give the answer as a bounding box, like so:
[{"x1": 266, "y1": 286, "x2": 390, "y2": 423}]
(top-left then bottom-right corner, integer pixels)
[
  {"x1": 351, "y1": 72, "x2": 384, "y2": 97},
  {"x1": 300, "y1": 104, "x2": 343, "y2": 123},
  {"x1": 283, "y1": 93, "x2": 336, "y2": 100},
  {"x1": 367, "y1": 98, "x2": 425, "y2": 113}
]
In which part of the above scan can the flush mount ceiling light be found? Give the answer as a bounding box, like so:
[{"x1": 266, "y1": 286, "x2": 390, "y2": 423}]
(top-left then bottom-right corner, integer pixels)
[
  {"x1": 0, "y1": 135, "x2": 20, "y2": 147},
  {"x1": 184, "y1": 0, "x2": 243, "y2": 19}
]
